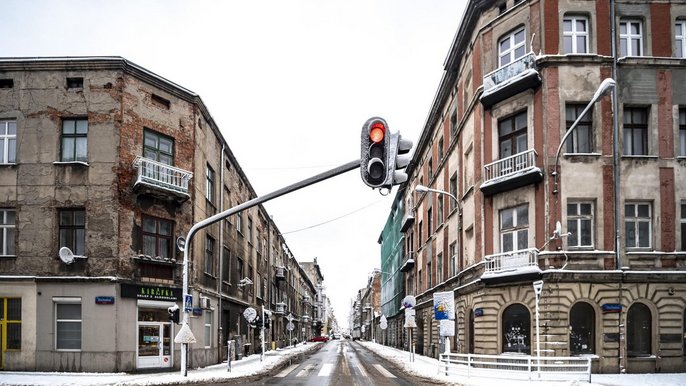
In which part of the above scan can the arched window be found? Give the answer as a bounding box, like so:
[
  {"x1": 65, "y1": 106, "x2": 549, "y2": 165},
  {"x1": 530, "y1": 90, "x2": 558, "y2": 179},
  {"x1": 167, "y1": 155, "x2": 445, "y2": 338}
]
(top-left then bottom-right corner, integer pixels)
[
  {"x1": 627, "y1": 303, "x2": 652, "y2": 357},
  {"x1": 502, "y1": 303, "x2": 530, "y2": 354},
  {"x1": 570, "y1": 302, "x2": 595, "y2": 355}
]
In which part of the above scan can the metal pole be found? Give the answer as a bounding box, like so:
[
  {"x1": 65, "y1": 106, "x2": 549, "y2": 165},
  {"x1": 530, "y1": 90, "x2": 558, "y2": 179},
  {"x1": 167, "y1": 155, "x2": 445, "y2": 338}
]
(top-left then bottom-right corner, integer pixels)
[
  {"x1": 179, "y1": 159, "x2": 360, "y2": 376},
  {"x1": 260, "y1": 305, "x2": 265, "y2": 362}
]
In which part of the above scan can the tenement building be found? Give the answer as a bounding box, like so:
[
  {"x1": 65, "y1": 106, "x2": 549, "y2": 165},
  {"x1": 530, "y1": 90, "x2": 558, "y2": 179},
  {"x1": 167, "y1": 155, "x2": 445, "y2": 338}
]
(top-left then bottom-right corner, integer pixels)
[
  {"x1": 0, "y1": 57, "x2": 322, "y2": 372},
  {"x1": 378, "y1": 0, "x2": 686, "y2": 373}
]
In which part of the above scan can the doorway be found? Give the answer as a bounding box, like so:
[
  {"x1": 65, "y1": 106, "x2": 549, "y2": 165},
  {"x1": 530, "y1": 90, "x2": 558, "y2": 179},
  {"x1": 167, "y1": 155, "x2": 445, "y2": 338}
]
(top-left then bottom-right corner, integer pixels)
[{"x1": 137, "y1": 322, "x2": 172, "y2": 368}]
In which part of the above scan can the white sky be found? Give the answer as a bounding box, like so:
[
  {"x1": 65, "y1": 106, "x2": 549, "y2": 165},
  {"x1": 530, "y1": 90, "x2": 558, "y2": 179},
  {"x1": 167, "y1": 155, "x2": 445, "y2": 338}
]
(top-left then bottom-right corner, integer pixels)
[{"x1": 1, "y1": 0, "x2": 466, "y2": 328}]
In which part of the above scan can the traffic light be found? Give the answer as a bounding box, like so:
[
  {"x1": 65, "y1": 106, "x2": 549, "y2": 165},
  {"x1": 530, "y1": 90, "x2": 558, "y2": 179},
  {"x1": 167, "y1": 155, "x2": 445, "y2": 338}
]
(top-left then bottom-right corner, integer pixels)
[
  {"x1": 360, "y1": 117, "x2": 413, "y2": 189},
  {"x1": 263, "y1": 315, "x2": 270, "y2": 329},
  {"x1": 360, "y1": 117, "x2": 389, "y2": 188},
  {"x1": 167, "y1": 304, "x2": 180, "y2": 324}
]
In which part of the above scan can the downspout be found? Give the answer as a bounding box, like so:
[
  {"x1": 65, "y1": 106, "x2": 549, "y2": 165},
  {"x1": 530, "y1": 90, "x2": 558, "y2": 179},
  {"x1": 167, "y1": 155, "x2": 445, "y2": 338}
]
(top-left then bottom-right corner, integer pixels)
[
  {"x1": 610, "y1": 0, "x2": 625, "y2": 373},
  {"x1": 218, "y1": 144, "x2": 225, "y2": 361}
]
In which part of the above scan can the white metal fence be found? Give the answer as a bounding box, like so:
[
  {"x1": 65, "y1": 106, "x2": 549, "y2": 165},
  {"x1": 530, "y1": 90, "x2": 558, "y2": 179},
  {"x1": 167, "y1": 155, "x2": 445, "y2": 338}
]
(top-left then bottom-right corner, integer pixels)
[{"x1": 438, "y1": 353, "x2": 592, "y2": 383}]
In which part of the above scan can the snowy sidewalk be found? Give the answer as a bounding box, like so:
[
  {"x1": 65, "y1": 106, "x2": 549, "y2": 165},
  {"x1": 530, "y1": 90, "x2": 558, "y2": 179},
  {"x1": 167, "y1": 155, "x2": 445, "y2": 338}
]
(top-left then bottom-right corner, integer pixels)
[
  {"x1": 359, "y1": 341, "x2": 686, "y2": 386},
  {"x1": 0, "y1": 342, "x2": 320, "y2": 386}
]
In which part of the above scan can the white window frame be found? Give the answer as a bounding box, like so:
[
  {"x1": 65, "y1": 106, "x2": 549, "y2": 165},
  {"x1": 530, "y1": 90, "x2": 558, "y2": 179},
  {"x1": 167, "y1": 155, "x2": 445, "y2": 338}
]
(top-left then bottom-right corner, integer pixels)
[
  {"x1": 204, "y1": 235, "x2": 215, "y2": 276},
  {"x1": 500, "y1": 204, "x2": 529, "y2": 252},
  {"x1": 676, "y1": 20, "x2": 686, "y2": 58},
  {"x1": 0, "y1": 209, "x2": 16, "y2": 256},
  {"x1": 567, "y1": 201, "x2": 594, "y2": 248},
  {"x1": 204, "y1": 310, "x2": 212, "y2": 348},
  {"x1": 563, "y1": 15, "x2": 589, "y2": 54},
  {"x1": 499, "y1": 27, "x2": 527, "y2": 67},
  {"x1": 625, "y1": 202, "x2": 652, "y2": 249},
  {"x1": 619, "y1": 20, "x2": 643, "y2": 57},
  {"x1": 54, "y1": 297, "x2": 82, "y2": 351},
  {"x1": 0, "y1": 119, "x2": 17, "y2": 164},
  {"x1": 679, "y1": 108, "x2": 686, "y2": 157},
  {"x1": 680, "y1": 201, "x2": 686, "y2": 251}
]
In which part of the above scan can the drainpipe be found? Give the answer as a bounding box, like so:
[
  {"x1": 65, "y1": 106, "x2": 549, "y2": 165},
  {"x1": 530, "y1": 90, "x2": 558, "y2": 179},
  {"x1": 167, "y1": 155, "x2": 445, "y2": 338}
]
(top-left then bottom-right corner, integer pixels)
[
  {"x1": 610, "y1": 0, "x2": 625, "y2": 373},
  {"x1": 218, "y1": 144, "x2": 225, "y2": 361}
]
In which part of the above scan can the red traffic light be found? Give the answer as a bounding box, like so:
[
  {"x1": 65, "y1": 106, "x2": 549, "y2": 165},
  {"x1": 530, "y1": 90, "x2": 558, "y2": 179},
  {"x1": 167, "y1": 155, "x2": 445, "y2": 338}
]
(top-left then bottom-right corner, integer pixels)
[{"x1": 369, "y1": 121, "x2": 386, "y2": 144}]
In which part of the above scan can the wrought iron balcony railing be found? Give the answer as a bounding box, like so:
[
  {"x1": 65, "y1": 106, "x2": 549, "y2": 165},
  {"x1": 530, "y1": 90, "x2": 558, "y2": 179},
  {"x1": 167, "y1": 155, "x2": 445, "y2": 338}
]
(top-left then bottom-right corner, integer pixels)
[
  {"x1": 483, "y1": 248, "x2": 539, "y2": 277},
  {"x1": 483, "y1": 149, "x2": 538, "y2": 183},
  {"x1": 133, "y1": 156, "x2": 193, "y2": 197},
  {"x1": 482, "y1": 52, "x2": 537, "y2": 92}
]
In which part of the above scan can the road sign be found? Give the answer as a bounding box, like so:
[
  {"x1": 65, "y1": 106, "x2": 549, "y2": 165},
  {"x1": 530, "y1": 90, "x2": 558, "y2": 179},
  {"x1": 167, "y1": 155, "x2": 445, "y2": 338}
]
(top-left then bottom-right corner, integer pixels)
[
  {"x1": 286, "y1": 322, "x2": 295, "y2": 331},
  {"x1": 380, "y1": 314, "x2": 388, "y2": 330},
  {"x1": 184, "y1": 295, "x2": 192, "y2": 312}
]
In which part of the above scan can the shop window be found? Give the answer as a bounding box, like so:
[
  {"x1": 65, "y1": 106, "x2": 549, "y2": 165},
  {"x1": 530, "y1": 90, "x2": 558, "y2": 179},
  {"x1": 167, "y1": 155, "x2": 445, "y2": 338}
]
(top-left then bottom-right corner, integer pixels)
[
  {"x1": 627, "y1": 303, "x2": 652, "y2": 357},
  {"x1": 570, "y1": 302, "x2": 595, "y2": 355},
  {"x1": 502, "y1": 303, "x2": 530, "y2": 354}
]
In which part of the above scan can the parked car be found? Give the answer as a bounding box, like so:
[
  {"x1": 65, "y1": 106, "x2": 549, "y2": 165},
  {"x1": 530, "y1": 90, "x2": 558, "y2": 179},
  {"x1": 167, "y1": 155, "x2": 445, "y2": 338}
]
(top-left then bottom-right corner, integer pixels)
[{"x1": 309, "y1": 336, "x2": 329, "y2": 342}]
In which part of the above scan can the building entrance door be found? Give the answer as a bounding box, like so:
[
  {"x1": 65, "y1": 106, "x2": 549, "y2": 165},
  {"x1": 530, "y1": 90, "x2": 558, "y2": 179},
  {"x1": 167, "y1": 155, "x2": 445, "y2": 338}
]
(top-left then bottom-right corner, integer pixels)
[{"x1": 137, "y1": 322, "x2": 172, "y2": 368}]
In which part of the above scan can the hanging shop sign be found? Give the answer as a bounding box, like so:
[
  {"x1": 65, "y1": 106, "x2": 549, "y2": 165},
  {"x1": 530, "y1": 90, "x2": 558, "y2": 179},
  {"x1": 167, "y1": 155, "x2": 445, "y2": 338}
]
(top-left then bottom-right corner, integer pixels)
[{"x1": 121, "y1": 283, "x2": 182, "y2": 301}]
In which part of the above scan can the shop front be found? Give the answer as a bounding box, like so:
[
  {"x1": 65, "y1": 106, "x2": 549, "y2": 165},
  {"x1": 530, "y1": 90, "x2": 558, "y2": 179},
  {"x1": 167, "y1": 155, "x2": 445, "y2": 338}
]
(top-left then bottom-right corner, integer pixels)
[{"x1": 121, "y1": 283, "x2": 181, "y2": 370}]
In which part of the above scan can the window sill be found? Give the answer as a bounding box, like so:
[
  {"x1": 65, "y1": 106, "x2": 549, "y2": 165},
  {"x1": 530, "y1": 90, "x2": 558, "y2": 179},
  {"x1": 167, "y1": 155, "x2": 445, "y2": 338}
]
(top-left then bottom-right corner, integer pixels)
[
  {"x1": 563, "y1": 152, "x2": 601, "y2": 157},
  {"x1": 53, "y1": 161, "x2": 89, "y2": 167},
  {"x1": 621, "y1": 155, "x2": 658, "y2": 160},
  {"x1": 0, "y1": 163, "x2": 17, "y2": 167}
]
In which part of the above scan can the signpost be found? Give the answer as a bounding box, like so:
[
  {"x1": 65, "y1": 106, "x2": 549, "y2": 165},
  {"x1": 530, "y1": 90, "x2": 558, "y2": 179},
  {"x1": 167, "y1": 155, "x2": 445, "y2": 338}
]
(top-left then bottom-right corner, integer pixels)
[
  {"x1": 286, "y1": 313, "x2": 295, "y2": 347},
  {"x1": 379, "y1": 314, "x2": 388, "y2": 346},
  {"x1": 403, "y1": 295, "x2": 417, "y2": 362}
]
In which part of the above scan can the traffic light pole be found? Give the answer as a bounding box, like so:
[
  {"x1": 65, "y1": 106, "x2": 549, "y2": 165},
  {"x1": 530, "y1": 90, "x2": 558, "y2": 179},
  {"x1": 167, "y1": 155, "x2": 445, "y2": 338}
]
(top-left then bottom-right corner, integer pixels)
[{"x1": 179, "y1": 159, "x2": 360, "y2": 376}]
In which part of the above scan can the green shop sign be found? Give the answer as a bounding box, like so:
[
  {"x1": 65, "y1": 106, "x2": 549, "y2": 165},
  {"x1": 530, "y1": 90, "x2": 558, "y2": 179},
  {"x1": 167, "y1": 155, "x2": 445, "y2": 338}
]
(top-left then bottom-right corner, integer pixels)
[{"x1": 121, "y1": 283, "x2": 182, "y2": 301}]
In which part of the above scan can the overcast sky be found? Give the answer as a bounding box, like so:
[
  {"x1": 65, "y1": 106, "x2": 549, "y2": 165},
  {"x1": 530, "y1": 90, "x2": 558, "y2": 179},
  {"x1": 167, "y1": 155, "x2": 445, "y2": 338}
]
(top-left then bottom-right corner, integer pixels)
[{"x1": 2, "y1": 0, "x2": 466, "y2": 329}]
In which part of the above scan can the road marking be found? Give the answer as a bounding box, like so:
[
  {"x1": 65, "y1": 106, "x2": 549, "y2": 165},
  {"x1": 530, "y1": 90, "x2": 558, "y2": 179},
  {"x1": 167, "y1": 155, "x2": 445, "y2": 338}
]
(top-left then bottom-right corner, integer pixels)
[
  {"x1": 356, "y1": 364, "x2": 368, "y2": 377},
  {"x1": 275, "y1": 364, "x2": 298, "y2": 378},
  {"x1": 296, "y1": 363, "x2": 316, "y2": 377},
  {"x1": 373, "y1": 364, "x2": 396, "y2": 378},
  {"x1": 318, "y1": 363, "x2": 333, "y2": 376}
]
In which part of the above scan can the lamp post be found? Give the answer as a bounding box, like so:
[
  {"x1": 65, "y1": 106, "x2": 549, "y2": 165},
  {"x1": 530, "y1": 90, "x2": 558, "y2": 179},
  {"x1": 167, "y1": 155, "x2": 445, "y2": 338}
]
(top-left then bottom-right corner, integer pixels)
[
  {"x1": 552, "y1": 78, "x2": 616, "y2": 194},
  {"x1": 532, "y1": 280, "x2": 544, "y2": 378},
  {"x1": 414, "y1": 184, "x2": 461, "y2": 354}
]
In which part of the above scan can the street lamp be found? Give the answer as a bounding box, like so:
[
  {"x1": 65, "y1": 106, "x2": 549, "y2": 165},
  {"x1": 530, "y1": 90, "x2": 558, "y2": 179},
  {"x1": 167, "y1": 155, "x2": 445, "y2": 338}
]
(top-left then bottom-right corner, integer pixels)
[
  {"x1": 552, "y1": 78, "x2": 616, "y2": 194},
  {"x1": 532, "y1": 280, "x2": 544, "y2": 378}
]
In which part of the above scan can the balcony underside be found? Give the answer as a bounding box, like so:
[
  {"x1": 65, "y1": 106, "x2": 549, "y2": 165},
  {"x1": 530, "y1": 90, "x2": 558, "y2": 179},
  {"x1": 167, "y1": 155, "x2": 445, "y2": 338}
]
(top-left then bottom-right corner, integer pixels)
[
  {"x1": 481, "y1": 265, "x2": 542, "y2": 285},
  {"x1": 400, "y1": 258, "x2": 415, "y2": 272},
  {"x1": 133, "y1": 181, "x2": 190, "y2": 204},
  {"x1": 480, "y1": 167, "x2": 543, "y2": 196},
  {"x1": 480, "y1": 69, "x2": 541, "y2": 108}
]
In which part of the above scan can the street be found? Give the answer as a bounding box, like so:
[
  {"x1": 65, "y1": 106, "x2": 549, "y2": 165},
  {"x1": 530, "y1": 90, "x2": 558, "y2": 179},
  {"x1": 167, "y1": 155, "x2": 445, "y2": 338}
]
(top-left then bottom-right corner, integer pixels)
[{"x1": 237, "y1": 339, "x2": 439, "y2": 386}]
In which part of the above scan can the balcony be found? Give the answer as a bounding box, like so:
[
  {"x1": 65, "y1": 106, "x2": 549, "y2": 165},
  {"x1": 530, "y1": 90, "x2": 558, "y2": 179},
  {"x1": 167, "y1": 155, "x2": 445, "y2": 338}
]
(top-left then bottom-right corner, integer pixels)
[
  {"x1": 480, "y1": 149, "x2": 543, "y2": 196},
  {"x1": 482, "y1": 248, "x2": 541, "y2": 284},
  {"x1": 400, "y1": 254, "x2": 415, "y2": 272},
  {"x1": 132, "y1": 156, "x2": 193, "y2": 203},
  {"x1": 275, "y1": 266, "x2": 287, "y2": 281},
  {"x1": 480, "y1": 52, "x2": 541, "y2": 108},
  {"x1": 275, "y1": 302, "x2": 287, "y2": 314},
  {"x1": 400, "y1": 214, "x2": 415, "y2": 232}
]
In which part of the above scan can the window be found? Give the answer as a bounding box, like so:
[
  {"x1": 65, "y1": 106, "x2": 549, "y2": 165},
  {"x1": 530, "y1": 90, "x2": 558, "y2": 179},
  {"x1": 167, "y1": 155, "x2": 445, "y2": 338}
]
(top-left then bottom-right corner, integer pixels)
[
  {"x1": 427, "y1": 208, "x2": 433, "y2": 234},
  {"x1": 625, "y1": 202, "x2": 651, "y2": 249},
  {"x1": 623, "y1": 107, "x2": 649, "y2": 155},
  {"x1": 236, "y1": 257, "x2": 244, "y2": 284},
  {"x1": 151, "y1": 94, "x2": 170, "y2": 109},
  {"x1": 437, "y1": 196, "x2": 444, "y2": 225},
  {"x1": 143, "y1": 129, "x2": 174, "y2": 165},
  {"x1": 619, "y1": 20, "x2": 643, "y2": 56},
  {"x1": 437, "y1": 252, "x2": 443, "y2": 283},
  {"x1": 0, "y1": 119, "x2": 16, "y2": 164},
  {"x1": 1, "y1": 298, "x2": 21, "y2": 350},
  {"x1": 206, "y1": 164, "x2": 215, "y2": 204},
  {"x1": 567, "y1": 202, "x2": 593, "y2": 248},
  {"x1": 0, "y1": 79, "x2": 13, "y2": 89},
  {"x1": 428, "y1": 159, "x2": 433, "y2": 180},
  {"x1": 679, "y1": 108, "x2": 685, "y2": 157},
  {"x1": 627, "y1": 303, "x2": 651, "y2": 357},
  {"x1": 566, "y1": 103, "x2": 593, "y2": 153},
  {"x1": 0, "y1": 209, "x2": 16, "y2": 256},
  {"x1": 55, "y1": 299, "x2": 81, "y2": 350},
  {"x1": 502, "y1": 303, "x2": 530, "y2": 354},
  {"x1": 681, "y1": 202, "x2": 686, "y2": 251},
  {"x1": 204, "y1": 235, "x2": 215, "y2": 276},
  {"x1": 236, "y1": 212, "x2": 243, "y2": 236},
  {"x1": 61, "y1": 118, "x2": 88, "y2": 162},
  {"x1": 426, "y1": 260, "x2": 432, "y2": 288},
  {"x1": 450, "y1": 110, "x2": 458, "y2": 139},
  {"x1": 222, "y1": 247, "x2": 231, "y2": 284},
  {"x1": 449, "y1": 174, "x2": 458, "y2": 212},
  {"x1": 499, "y1": 27, "x2": 526, "y2": 67},
  {"x1": 66, "y1": 77, "x2": 83, "y2": 89},
  {"x1": 204, "y1": 311, "x2": 212, "y2": 348},
  {"x1": 570, "y1": 302, "x2": 595, "y2": 355},
  {"x1": 677, "y1": 21, "x2": 686, "y2": 58},
  {"x1": 59, "y1": 209, "x2": 85, "y2": 256},
  {"x1": 438, "y1": 137, "x2": 444, "y2": 161},
  {"x1": 449, "y1": 242, "x2": 457, "y2": 277},
  {"x1": 500, "y1": 205, "x2": 529, "y2": 252},
  {"x1": 142, "y1": 216, "x2": 173, "y2": 259},
  {"x1": 418, "y1": 221, "x2": 423, "y2": 245},
  {"x1": 248, "y1": 217, "x2": 253, "y2": 244},
  {"x1": 499, "y1": 111, "x2": 528, "y2": 159},
  {"x1": 563, "y1": 16, "x2": 589, "y2": 54}
]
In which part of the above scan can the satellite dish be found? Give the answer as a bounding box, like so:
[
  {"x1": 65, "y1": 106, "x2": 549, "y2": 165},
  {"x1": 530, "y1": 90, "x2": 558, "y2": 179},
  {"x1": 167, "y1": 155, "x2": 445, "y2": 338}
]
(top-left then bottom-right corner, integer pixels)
[
  {"x1": 59, "y1": 247, "x2": 75, "y2": 264},
  {"x1": 176, "y1": 236, "x2": 186, "y2": 252},
  {"x1": 555, "y1": 221, "x2": 562, "y2": 238}
]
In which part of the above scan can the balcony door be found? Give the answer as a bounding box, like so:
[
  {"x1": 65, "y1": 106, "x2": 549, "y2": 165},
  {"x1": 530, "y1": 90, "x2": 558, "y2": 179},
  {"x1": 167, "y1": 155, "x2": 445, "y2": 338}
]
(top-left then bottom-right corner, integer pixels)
[
  {"x1": 143, "y1": 129, "x2": 175, "y2": 184},
  {"x1": 499, "y1": 111, "x2": 528, "y2": 159}
]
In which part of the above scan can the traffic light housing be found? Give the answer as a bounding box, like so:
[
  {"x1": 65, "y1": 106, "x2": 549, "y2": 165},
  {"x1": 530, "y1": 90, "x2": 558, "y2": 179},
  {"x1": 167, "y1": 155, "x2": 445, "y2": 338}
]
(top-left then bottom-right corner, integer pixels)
[
  {"x1": 360, "y1": 117, "x2": 413, "y2": 190},
  {"x1": 167, "y1": 304, "x2": 180, "y2": 324}
]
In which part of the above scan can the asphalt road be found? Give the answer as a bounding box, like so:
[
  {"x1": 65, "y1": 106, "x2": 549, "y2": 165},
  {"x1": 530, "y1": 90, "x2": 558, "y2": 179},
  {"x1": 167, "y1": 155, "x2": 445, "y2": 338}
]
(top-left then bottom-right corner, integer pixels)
[{"x1": 234, "y1": 339, "x2": 441, "y2": 386}]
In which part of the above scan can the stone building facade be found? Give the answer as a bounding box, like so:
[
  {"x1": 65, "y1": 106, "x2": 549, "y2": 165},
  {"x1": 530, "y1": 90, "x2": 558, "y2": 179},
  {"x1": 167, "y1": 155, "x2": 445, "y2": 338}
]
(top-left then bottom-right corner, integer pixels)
[
  {"x1": 0, "y1": 57, "x2": 321, "y2": 372},
  {"x1": 379, "y1": 0, "x2": 686, "y2": 374}
]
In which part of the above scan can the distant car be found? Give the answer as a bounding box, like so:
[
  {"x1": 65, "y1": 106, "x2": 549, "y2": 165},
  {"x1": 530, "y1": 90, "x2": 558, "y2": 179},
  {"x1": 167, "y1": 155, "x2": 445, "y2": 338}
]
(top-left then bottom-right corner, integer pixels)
[
  {"x1": 332, "y1": 333, "x2": 341, "y2": 340},
  {"x1": 309, "y1": 336, "x2": 329, "y2": 342}
]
